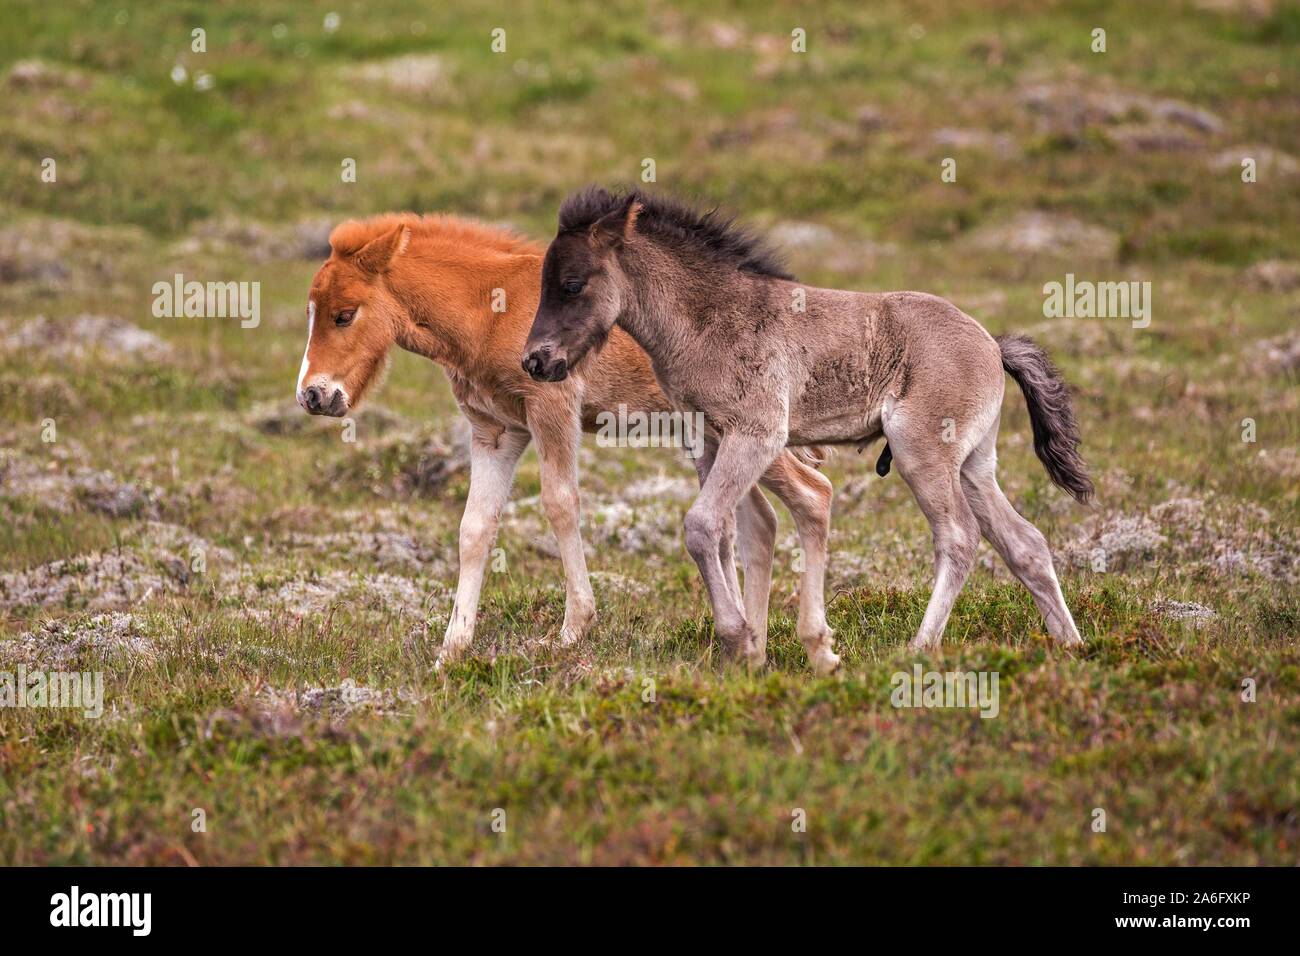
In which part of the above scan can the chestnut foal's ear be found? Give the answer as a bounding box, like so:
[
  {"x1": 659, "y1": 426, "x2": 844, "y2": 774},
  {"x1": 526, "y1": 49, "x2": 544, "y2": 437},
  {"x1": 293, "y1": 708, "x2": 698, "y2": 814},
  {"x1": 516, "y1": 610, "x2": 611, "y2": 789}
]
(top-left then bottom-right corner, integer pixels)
[
  {"x1": 590, "y1": 196, "x2": 643, "y2": 248},
  {"x1": 355, "y1": 224, "x2": 411, "y2": 273}
]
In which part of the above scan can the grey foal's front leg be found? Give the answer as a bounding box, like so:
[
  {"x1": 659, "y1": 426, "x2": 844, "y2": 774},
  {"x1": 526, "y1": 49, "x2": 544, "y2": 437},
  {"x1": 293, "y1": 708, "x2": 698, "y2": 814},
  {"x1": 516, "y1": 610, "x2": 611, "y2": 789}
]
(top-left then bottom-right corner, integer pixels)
[
  {"x1": 684, "y1": 431, "x2": 787, "y2": 666},
  {"x1": 692, "y1": 445, "x2": 746, "y2": 620}
]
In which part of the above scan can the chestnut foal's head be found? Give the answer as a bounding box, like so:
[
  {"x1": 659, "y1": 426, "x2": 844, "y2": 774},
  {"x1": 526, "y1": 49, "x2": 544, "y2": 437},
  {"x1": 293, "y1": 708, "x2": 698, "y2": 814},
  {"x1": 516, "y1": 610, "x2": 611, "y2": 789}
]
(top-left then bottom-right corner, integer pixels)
[
  {"x1": 522, "y1": 193, "x2": 642, "y2": 383},
  {"x1": 297, "y1": 221, "x2": 411, "y2": 416}
]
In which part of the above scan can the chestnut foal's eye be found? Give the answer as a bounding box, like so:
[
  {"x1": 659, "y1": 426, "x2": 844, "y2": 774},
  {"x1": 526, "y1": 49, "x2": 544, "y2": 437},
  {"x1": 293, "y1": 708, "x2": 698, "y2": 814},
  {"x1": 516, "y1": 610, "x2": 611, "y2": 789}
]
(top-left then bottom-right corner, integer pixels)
[
  {"x1": 562, "y1": 279, "x2": 585, "y2": 297},
  {"x1": 334, "y1": 309, "x2": 356, "y2": 327}
]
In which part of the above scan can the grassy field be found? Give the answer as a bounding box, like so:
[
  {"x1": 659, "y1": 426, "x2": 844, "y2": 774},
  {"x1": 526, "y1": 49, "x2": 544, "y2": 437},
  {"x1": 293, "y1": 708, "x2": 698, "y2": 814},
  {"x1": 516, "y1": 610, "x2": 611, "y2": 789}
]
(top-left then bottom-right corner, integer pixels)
[{"x1": 0, "y1": 0, "x2": 1297, "y2": 865}]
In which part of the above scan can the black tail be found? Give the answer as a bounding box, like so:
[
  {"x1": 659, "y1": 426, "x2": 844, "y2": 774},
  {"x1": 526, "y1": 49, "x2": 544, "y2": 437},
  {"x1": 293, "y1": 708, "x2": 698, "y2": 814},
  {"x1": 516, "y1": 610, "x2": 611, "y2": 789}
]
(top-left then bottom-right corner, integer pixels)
[{"x1": 996, "y1": 334, "x2": 1094, "y2": 503}]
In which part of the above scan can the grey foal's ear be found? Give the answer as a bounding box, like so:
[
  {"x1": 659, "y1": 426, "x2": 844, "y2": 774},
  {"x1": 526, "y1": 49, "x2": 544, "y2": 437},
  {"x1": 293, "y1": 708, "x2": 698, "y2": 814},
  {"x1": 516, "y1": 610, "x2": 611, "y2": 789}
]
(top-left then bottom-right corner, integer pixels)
[{"x1": 590, "y1": 194, "x2": 642, "y2": 248}]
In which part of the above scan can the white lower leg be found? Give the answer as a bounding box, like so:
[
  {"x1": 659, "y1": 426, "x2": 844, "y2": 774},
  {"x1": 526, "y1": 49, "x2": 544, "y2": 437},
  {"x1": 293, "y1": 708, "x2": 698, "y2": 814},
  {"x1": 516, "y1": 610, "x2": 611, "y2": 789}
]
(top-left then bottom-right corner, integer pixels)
[
  {"x1": 438, "y1": 428, "x2": 528, "y2": 666},
  {"x1": 736, "y1": 489, "x2": 777, "y2": 657},
  {"x1": 539, "y1": 460, "x2": 595, "y2": 647},
  {"x1": 790, "y1": 476, "x2": 838, "y2": 675},
  {"x1": 533, "y1": 421, "x2": 598, "y2": 650},
  {"x1": 796, "y1": 546, "x2": 839, "y2": 675}
]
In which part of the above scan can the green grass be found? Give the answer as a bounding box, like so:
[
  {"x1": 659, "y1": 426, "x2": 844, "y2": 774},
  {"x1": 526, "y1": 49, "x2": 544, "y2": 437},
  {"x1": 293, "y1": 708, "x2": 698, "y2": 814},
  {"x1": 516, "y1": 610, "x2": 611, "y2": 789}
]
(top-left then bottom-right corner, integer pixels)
[{"x1": 0, "y1": 0, "x2": 1296, "y2": 864}]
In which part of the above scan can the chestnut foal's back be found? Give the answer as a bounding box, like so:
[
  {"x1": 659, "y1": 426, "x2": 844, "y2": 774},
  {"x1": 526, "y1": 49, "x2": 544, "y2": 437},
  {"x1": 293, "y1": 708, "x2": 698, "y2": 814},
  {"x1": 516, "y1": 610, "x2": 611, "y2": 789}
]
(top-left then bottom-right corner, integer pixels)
[{"x1": 297, "y1": 214, "x2": 834, "y2": 667}]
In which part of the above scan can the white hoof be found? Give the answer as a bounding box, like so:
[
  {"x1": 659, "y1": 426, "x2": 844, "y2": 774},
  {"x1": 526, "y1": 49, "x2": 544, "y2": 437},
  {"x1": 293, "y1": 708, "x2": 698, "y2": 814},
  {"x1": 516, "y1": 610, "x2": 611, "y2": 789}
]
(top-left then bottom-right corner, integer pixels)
[
  {"x1": 540, "y1": 622, "x2": 585, "y2": 651},
  {"x1": 436, "y1": 639, "x2": 469, "y2": 670},
  {"x1": 810, "y1": 649, "x2": 841, "y2": 676}
]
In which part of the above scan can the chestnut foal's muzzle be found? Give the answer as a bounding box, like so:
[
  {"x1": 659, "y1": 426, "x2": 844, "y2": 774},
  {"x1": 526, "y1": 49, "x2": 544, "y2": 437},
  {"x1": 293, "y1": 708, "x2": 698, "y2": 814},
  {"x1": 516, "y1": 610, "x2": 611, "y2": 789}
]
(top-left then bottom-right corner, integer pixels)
[{"x1": 302, "y1": 384, "x2": 348, "y2": 416}]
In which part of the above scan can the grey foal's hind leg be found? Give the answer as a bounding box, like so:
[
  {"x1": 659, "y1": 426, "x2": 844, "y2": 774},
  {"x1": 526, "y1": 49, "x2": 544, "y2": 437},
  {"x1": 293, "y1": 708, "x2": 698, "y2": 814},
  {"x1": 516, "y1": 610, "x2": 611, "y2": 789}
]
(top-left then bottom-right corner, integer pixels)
[
  {"x1": 960, "y1": 426, "x2": 1083, "y2": 645},
  {"x1": 884, "y1": 414, "x2": 981, "y2": 653}
]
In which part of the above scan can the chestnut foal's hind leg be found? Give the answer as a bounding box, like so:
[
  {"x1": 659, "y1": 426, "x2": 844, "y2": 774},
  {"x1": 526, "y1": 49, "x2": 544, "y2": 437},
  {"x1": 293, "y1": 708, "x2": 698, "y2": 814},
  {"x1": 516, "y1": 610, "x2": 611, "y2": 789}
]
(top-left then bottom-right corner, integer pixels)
[
  {"x1": 531, "y1": 417, "x2": 597, "y2": 647},
  {"x1": 735, "y1": 486, "x2": 778, "y2": 657},
  {"x1": 759, "y1": 455, "x2": 840, "y2": 675},
  {"x1": 692, "y1": 446, "x2": 745, "y2": 615},
  {"x1": 438, "y1": 425, "x2": 530, "y2": 667},
  {"x1": 684, "y1": 431, "x2": 787, "y2": 666}
]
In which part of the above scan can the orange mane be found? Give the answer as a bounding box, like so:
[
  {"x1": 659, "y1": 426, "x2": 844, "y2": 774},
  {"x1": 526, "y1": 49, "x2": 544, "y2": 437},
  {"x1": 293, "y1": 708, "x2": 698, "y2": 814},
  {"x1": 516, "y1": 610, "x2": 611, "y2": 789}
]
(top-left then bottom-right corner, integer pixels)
[{"x1": 328, "y1": 213, "x2": 544, "y2": 260}]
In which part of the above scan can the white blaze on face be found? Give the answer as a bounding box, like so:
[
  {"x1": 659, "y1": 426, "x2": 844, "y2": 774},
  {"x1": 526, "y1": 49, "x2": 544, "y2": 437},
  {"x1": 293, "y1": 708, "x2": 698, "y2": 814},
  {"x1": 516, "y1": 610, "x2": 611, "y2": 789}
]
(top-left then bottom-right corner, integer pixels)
[{"x1": 296, "y1": 299, "x2": 316, "y2": 402}]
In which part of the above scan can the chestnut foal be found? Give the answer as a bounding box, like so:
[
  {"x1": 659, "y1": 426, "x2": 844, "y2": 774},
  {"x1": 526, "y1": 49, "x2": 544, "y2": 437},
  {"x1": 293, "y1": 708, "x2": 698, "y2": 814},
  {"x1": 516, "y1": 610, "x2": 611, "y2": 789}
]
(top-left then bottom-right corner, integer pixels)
[{"x1": 295, "y1": 214, "x2": 835, "y2": 669}]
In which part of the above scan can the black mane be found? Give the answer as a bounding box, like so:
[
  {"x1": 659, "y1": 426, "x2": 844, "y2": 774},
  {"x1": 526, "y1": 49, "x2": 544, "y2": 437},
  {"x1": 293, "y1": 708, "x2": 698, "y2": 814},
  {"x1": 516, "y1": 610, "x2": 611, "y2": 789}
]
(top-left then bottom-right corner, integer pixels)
[{"x1": 557, "y1": 186, "x2": 794, "y2": 281}]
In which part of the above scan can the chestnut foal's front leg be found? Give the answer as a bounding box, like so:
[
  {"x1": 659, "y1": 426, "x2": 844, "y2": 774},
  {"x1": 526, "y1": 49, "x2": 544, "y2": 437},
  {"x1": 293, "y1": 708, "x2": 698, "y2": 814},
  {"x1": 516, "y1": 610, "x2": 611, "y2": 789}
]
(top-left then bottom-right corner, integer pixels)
[
  {"x1": 529, "y1": 414, "x2": 597, "y2": 647},
  {"x1": 684, "y1": 430, "x2": 788, "y2": 666},
  {"x1": 438, "y1": 424, "x2": 530, "y2": 667}
]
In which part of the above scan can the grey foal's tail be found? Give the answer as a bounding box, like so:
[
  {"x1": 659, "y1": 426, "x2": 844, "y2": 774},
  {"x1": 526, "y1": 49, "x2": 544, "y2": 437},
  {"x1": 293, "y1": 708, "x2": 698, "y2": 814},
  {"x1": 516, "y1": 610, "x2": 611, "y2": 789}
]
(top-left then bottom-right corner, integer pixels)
[{"x1": 996, "y1": 334, "x2": 1094, "y2": 503}]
